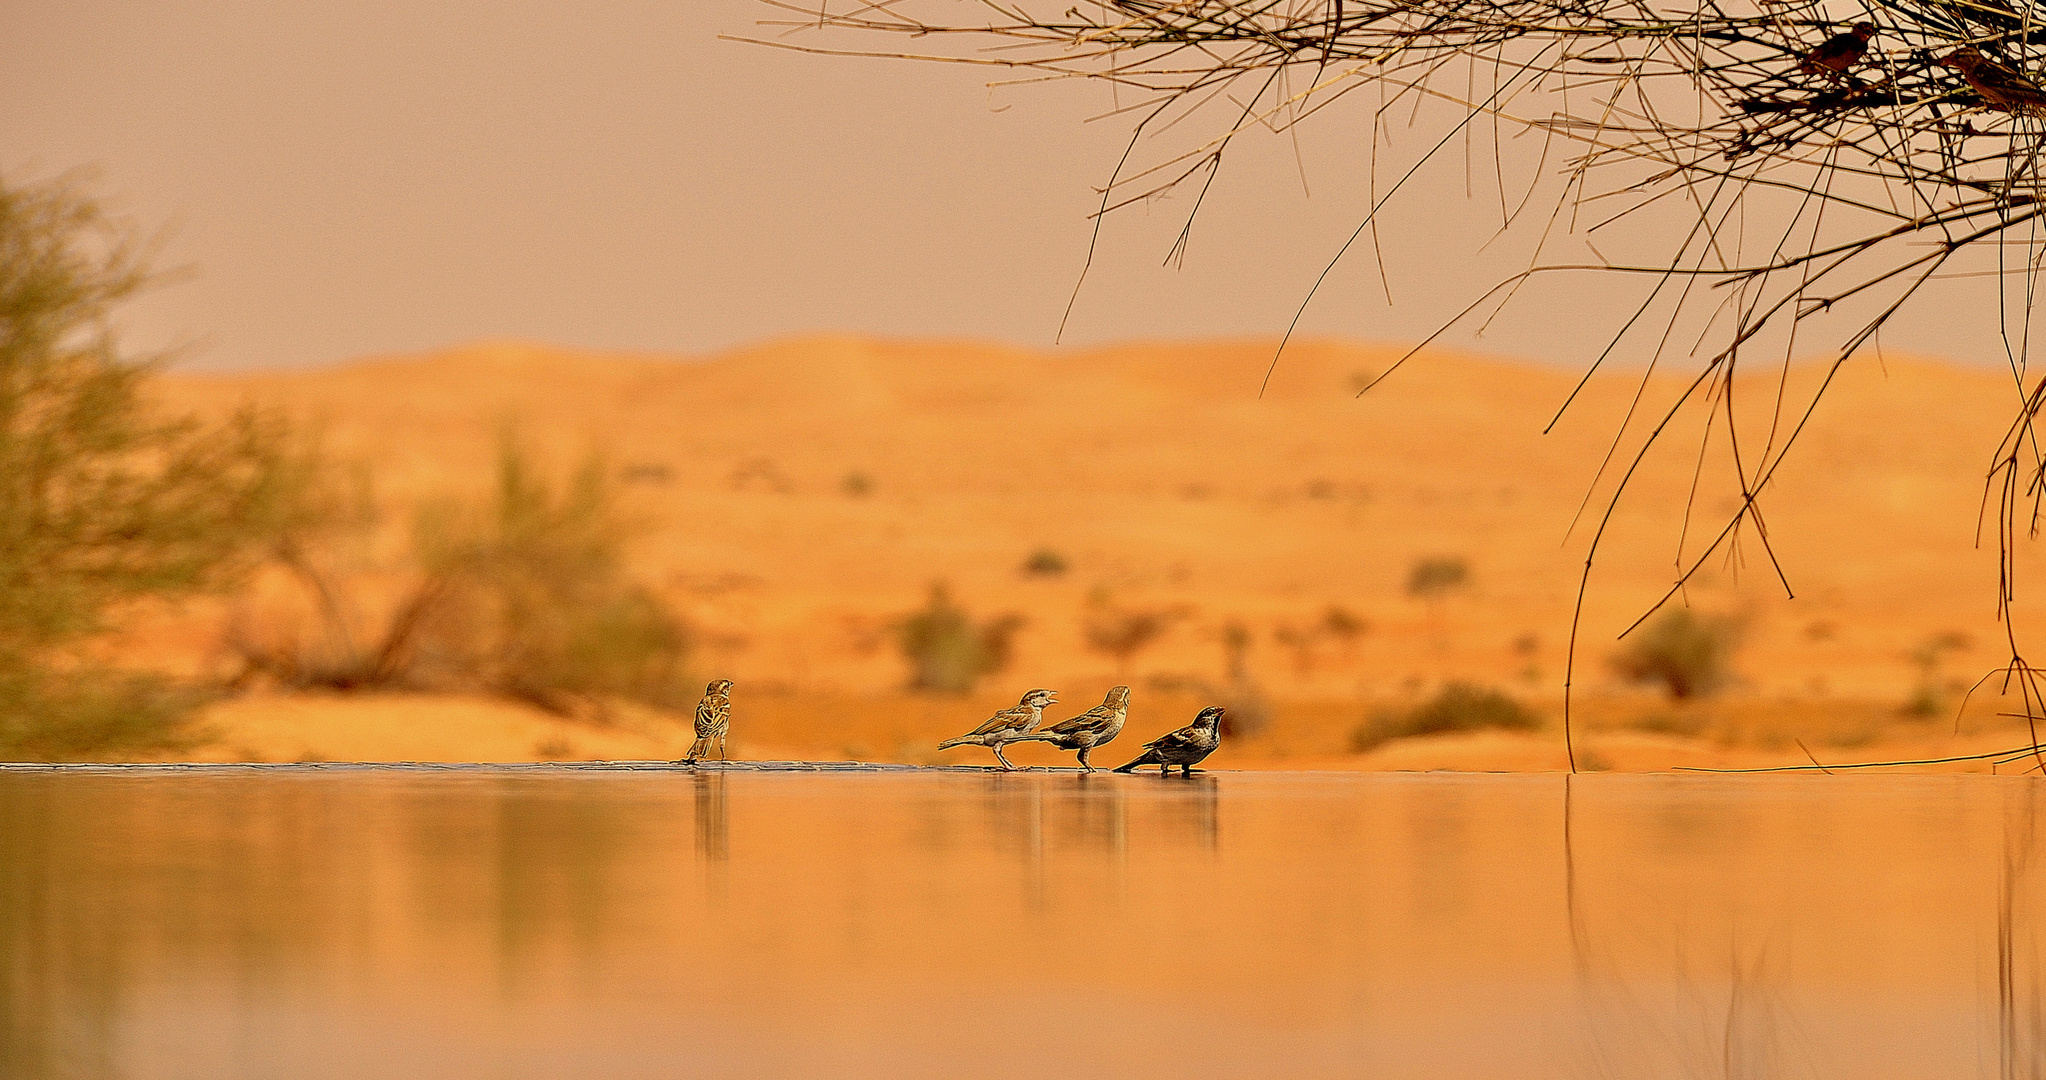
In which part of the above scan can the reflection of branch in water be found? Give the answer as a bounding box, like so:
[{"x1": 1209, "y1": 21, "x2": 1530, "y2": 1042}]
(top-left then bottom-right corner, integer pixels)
[
  {"x1": 692, "y1": 772, "x2": 728, "y2": 865},
  {"x1": 1999, "y1": 782, "x2": 2044, "y2": 1080},
  {"x1": 1561, "y1": 776, "x2": 1805, "y2": 1077}
]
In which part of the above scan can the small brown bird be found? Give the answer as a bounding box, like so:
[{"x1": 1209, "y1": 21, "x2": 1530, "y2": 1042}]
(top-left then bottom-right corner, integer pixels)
[
  {"x1": 1010, "y1": 685, "x2": 1131, "y2": 771},
  {"x1": 1799, "y1": 22, "x2": 1875, "y2": 78},
  {"x1": 937, "y1": 688, "x2": 1057, "y2": 770},
  {"x1": 683, "y1": 679, "x2": 734, "y2": 763},
  {"x1": 1943, "y1": 46, "x2": 2046, "y2": 113},
  {"x1": 1113, "y1": 705, "x2": 1224, "y2": 776}
]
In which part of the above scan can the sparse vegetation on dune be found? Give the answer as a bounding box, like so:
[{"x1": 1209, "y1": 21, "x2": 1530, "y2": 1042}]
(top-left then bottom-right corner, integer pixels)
[
  {"x1": 1349, "y1": 683, "x2": 1541, "y2": 753},
  {"x1": 895, "y1": 583, "x2": 1023, "y2": 694},
  {"x1": 1610, "y1": 608, "x2": 1743, "y2": 702},
  {"x1": 228, "y1": 434, "x2": 695, "y2": 720}
]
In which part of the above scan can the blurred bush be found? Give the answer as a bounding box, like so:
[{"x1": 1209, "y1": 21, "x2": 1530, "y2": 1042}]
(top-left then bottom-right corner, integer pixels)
[
  {"x1": 0, "y1": 173, "x2": 311, "y2": 759},
  {"x1": 232, "y1": 435, "x2": 693, "y2": 718},
  {"x1": 1020, "y1": 547, "x2": 1068, "y2": 577},
  {"x1": 1081, "y1": 590, "x2": 1181, "y2": 677},
  {"x1": 895, "y1": 582, "x2": 1023, "y2": 693},
  {"x1": 1350, "y1": 683, "x2": 1540, "y2": 752},
  {"x1": 1610, "y1": 608, "x2": 1742, "y2": 700},
  {"x1": 1902, "y1": 630, "x2": 1971, "y2": 718},
  {"x1": 1405, "y1": 556, "x2": 1470, "y2": 600}
]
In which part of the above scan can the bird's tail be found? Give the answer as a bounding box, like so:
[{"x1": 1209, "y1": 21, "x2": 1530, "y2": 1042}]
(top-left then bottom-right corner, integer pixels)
[
  {"x1": 937, "y1": 735, "x2": 974, "y2": 751},
  {"x1": 1112, "y1": 750, "x2": 1157, "y2": 774},
  {"x1": 1006, "y1": 732, "x2": 1054, "y2": 744}
]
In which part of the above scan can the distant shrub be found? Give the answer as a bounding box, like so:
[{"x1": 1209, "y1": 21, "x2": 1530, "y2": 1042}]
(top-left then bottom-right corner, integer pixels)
[
  {"x1": 413, "y1": 437, "x2": 694, "y2": 714},
  {"x1": 1081, "y1": 591, "x2": 1181, "y2": 676},
  {"x1": 1902, "y1": 630, "x2": 1971, "y2": 718},
  {"x1": 1610, "y1": 608, "x2": 1741, "y2": 700},
  {"x1": 1405, "y1": 556, "x2": 1470, "y2": 600},
  {"x1": 233, "y1": 436, "x2": 695, "y2": 718},
  {"x1": 1629, "y1": 710, "x2": 1707, "y2": 738},
  {"x1": 841, "y1": 471, "x2": 874, "y2": 497},
  {"x1": 896, "y1": 582, "x2": 1024, "y2": 694},
  {"x1": 619, "y1": 462, "x2": 671, "y2": 484},
  {"x1": 1021, "y1": 548, "x2": 1068, "y2": 577},
  {"x1": 1322, "y1": 605, "x2": 1370, "y2": 642},
  {"x1": 1349, "y1": 683, "x2": 1540, "y2": 752}
]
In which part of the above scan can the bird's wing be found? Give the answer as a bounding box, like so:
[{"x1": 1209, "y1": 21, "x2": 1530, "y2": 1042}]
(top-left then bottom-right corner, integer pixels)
[
  {"x1": 1042, "y1": 705, "x2": 1113, "y2": 736},
  {"x1": 965, "y1": 704, "x2": 1033, "y2": 737},
  {"x1": 1143, "y1": 725, "x2": 1202, "y2": 752}
]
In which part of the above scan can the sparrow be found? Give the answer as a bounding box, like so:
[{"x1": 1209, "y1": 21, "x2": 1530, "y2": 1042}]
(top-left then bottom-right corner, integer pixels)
[
  {"x1": 683, "y1": 679, "x2": 734, "y2": 763},
  {"x1": 1798, "y1": 22, "x2": 1875, "y2": 78},
  {"x1": 937, "y1": 688, "x2": 1058, "y2": 770},
  {"x1": 1010, "y1": 685, "x2": 1130, "y2": 771},
  {"x1": 1113, "y1": 705, "x2": 1224, "y2": 776},
  {"x1": 1943, "y1": 46, "x2": 2046, "y2": 113}
]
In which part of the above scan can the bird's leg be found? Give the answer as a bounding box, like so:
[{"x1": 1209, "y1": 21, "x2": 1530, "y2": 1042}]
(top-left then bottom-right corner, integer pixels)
[
  {"x1": 1077, "y1": 746, "x2": 1093, "y2": 772},
  {"x1": 1182, "y1": 764, "x2": 1193, "y2": 777},
  {"x1": 1159, "y1": 763, "x2": 1169, "y2": 776},
  {"x1": 719, "y1": 737, "x2": 728, "y2": 761},
  {"x1": 994, "y1": 745, "x2": 1017, "y2": 771}
]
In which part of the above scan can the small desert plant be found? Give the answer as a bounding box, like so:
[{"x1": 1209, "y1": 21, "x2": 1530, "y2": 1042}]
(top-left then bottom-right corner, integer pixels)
[
  {"x1": 1629, "y1": 710, "x2": 1708, "y2": 738},
  {"x1": 1021, "y1": 548, "x2": 1068, "y2": 577},
  {"x1": 1610, "y1": 608, "x2": 1742, "y2": 701},
  {"x1": 234, "y1": 435, "x2": 695, "y2": 716},
  {"x1": 1274, "y1": 605, "x2": 1373, "y2": 676},
  {"x1": 1081, "y1": 590, "x2": 1180, "y2": 677},
  {"x1": 411, "y1": 436, "x2": 693, "y2": 714},
  {"x1": 1405, "y1": 556, "x2": 1470, "y2": 601},
  {"x1": 896, "y1": 582, "x2": 1024, "y2": 693},
  {"x1": 1902, "y1": 631, "x2": 1971, "y2": 718},
  {"x1": 1349, "y1": 683, "x2": 1540, "y2": 752}
]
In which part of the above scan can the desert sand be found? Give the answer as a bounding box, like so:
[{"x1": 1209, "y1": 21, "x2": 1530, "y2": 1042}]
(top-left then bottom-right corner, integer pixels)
[{"x1": 124, "y1": 335, "x2": 2046, "y2": 770}]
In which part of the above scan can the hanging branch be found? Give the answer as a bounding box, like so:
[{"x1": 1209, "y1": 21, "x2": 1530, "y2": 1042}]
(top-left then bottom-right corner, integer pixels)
[{"x1": 740, "y1": 0, "x2": 2046, "y2": 770}]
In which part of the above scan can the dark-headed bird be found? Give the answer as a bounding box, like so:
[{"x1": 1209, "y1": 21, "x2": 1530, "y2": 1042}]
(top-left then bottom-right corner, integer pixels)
[
  {"x1": 1799, "y1": 22, "x2": 1875, "y2": 79},
  {"x1": 938, "y1": 688, "x2": 1058, "y2": 770},
  {"x1": 1011, "y1": 685, "x2": 1130, "y2": 771},
  {"x1": 1943, "y1": 46, "x2": 2046, "y2": 113},
  {"x1": 683, "y1": 679, "x2": 734, "y2": 764},
  {"x1": 1113, "y1": 705, "x2": 1224, "y2": 776}
]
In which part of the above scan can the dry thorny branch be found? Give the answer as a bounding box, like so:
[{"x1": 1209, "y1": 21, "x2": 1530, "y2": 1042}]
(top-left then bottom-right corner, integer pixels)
[{"x1": 742, "y1": 0, "x2": 2046, "y2": 770}]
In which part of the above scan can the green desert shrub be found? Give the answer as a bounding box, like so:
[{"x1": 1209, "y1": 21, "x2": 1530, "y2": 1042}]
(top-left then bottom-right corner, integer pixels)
[
  {"x1": 1021, "y1": 547, "x2": 1068, "y2": 577},
  {"x1": 411, "y1": 436, "x2": 693, "y2": 713},
  {"x1": 1405, "y1": 555, "x2": 1470, "y2": 600},
  {"x1": 896, "y1": 582, "x2": 1023, "y2": 694},
  {"x1": 1610, "y1": 608, "x2": 1742, "y2": 700},
  {"x1": 1350, "y1": 682, "x2": 1540, "y2": 752},
  {"x1": 0, "y1": 173, "x2": 311, "y2": 759}
]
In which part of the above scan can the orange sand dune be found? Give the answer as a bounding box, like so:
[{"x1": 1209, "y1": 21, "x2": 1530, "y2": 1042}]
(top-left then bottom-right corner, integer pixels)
[{"x1": 139, "y1": 336, "x2": 2046, "y2": 768}]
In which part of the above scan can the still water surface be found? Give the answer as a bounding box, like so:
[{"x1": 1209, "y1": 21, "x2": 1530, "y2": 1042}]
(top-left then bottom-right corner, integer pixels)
[{"x1": 3, "y1": 765, "x2": 2044, "y2": 1079}]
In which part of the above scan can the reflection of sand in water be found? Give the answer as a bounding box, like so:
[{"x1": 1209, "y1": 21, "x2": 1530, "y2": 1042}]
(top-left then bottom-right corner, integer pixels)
[{"x1": 18, "y1": 770, "x2": 2046, "y2": 1079}]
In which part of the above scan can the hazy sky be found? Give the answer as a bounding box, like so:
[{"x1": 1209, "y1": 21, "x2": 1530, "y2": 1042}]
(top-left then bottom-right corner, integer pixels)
[{"x1": 0, "y1": 1, "x2": 2019, "y2": 370}]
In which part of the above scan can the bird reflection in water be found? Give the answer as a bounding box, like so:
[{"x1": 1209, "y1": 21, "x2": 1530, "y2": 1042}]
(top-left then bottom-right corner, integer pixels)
[{"x1": 692, "y1": 771, "x2": 729, "y2": 864}]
